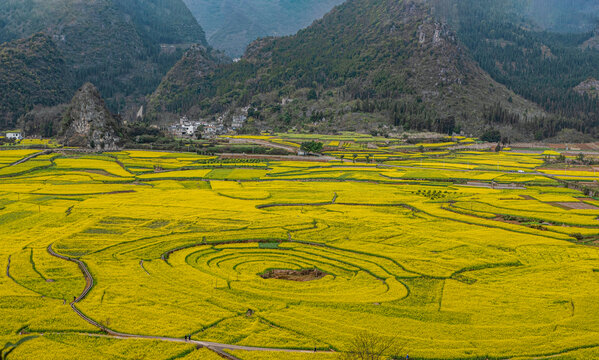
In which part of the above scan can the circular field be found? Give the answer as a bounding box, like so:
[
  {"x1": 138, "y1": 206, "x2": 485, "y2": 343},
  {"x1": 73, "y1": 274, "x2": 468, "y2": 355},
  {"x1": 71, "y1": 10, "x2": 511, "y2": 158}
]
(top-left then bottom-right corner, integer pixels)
[{"x1": 175, "y1": 242, "x2": 409, "y2": 304}]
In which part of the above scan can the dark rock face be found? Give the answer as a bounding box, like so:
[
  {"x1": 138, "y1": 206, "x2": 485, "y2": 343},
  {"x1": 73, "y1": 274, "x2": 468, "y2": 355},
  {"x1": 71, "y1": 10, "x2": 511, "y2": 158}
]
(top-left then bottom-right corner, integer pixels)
[{"x1": 61, "y1": 83, "x2": 123, "y2": 150}]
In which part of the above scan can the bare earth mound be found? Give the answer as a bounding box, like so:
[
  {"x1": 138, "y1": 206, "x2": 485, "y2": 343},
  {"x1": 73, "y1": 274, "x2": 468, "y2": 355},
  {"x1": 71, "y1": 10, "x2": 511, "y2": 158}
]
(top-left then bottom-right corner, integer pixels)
[{"x1": 260, "y1": 269, "x2": 327, "y2": 282}]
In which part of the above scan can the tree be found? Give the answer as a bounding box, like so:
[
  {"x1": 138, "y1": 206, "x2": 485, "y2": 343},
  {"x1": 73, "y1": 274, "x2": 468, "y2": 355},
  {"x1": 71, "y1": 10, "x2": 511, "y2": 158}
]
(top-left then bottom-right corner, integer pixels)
[
  {"x1": 352, "y1": 153, "x2": 358, "y2": 163},
  {"x1": 558, "y1": 154, "x2": 566, "y2": 162},
  {"x1": 577, "y1": 153, "x2": 585, "y2": 162},
  {"x1": 339, "y1": 332, "x2": 402, "y2": 360},
  {"x1": 300, "y1": 141, "x2": 323, "y2": 154},
  {"x1": 195, "y1": 125, "x2": 204, "y2": 139},
  {"x1": 481, "y1": 129, "x2": 501, "y2": 143}
]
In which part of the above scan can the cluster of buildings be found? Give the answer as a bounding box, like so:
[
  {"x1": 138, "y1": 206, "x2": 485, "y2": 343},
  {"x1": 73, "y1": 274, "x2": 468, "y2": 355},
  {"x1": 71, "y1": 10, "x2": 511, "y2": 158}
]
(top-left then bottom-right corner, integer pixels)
[{"x1": 167, "y1": 114, "x2": 247, "y2": 138}]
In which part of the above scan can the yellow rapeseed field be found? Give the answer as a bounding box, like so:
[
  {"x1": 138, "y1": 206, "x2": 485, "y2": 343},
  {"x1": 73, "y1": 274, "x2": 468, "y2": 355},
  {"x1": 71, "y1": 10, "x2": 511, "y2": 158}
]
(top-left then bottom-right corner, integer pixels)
[{"x1": 1, "y1": 148, "x2": 599, "y2": 359}]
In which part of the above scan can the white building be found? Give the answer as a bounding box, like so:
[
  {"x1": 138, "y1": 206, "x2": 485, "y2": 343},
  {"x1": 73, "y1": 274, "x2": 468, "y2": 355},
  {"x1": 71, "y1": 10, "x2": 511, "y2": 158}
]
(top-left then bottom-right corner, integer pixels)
[
  {"x1": 183, "y1": 125, "x2": 195, "y2": 136},
  {"x1": 5, "y1": 131, "x2": 22, "y2": 140},
  {"x1": 231, "y1": 115, "x2": 247, "y2": 130}
]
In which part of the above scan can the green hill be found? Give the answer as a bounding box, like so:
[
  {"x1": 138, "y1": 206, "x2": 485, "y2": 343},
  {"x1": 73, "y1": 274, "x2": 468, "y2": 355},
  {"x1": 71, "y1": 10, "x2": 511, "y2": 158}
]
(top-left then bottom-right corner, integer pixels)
[
  {"x1": 0, "y1": 0, "x2": 207, "y2": 128},
  {"x1": 148, "y1": 45, "x2": 230, "y2": 119},
  {"x1": 435, "y1": 0, "x2": 599, "y2": 139},
  {"x1": 0, "y1": 33, "x2": 71, "y2": 129},
  {"x1": 150, "y1": 0, "x2": 539, "y2": 138}
]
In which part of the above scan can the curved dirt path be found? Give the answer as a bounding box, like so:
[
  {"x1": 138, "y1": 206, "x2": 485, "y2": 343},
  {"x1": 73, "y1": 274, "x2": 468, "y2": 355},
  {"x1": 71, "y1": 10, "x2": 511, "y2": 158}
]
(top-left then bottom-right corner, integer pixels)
[
  {"x1": 6, "y1": 255, "x2": 11, "y2": 278},
  {"x1": 45, "y1": 244, "x2": 335, "y2": 357},
  {"x1": 47, "y1": 245, "x2": 93, "y2": 302},
  {"x1": 8, "y1": 150, "x2": 49, "y2": 166}
]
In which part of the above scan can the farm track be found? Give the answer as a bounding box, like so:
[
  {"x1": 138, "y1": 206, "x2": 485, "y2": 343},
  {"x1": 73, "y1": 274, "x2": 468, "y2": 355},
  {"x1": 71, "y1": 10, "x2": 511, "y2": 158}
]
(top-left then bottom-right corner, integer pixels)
[
  {"x1": 139, "y1": 260, "x2": 150, "y2": 275},
  {"x1": 5, "y1": 255, "x2": 10, "y2": 278},
  {"x1": 45, "y1": 244, "x2": 336, "y2": 356},
  {"x1": 257, "y1": 192, "x2": 338, "y2": 209},
  {"x1": 8, "y1": 150, "x2": 51, "y2": 167},
  {"x1": 46, "y1": 245, "x2": 93, "y2": 302}
]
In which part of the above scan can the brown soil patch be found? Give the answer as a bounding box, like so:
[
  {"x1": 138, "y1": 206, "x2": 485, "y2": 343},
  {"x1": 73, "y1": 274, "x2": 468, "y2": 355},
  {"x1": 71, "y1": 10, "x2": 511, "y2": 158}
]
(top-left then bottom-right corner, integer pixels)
[
  {"x1": 520, "y1": 195, "x2": 535, "y2": 200},
  {"x1": 547, "y1": 143, "x2": 599, "y2": 151},
  {"x1": 260, "y1": 269, "x2": 327, "y2": 282},
  {"x1": 539, "y1": 166, "x2": 598, "y2": 172},
  {"x1": 493, "y1": 216, "x2": 521, "y2": 225},
  {"x1": 551, "y1": 202, "x2": 599, "y2": 210}
]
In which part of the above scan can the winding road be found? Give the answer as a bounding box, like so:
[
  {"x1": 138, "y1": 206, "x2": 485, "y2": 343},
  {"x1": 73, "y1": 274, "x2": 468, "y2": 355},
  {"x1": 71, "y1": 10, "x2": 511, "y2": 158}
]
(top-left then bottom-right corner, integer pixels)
[{"x1": 45, "y1": 244, "x2": 334, "y2": 358}]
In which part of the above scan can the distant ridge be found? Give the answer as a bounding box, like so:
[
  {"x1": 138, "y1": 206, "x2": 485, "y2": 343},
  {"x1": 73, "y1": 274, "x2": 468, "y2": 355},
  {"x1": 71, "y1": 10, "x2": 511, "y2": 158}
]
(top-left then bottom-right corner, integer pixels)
[
  {"x1": 0, "y1": 0, "x2": 208, "y2": 129},
  {"x1": 150, "y1": 0, "x2": 538, "y2": 138}
]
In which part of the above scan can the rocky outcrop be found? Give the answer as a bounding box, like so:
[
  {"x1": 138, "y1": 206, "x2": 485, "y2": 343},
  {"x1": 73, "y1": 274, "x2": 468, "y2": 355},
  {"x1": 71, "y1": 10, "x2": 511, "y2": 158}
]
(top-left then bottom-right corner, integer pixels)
[
  {"x1": 574, "y1": 78, "x2": 599, "y2": 97},
  {"x1": 581, "y1": 33, "x2": 599, "y2": 51},
  {"x1": 61, "y1": 83, "x2": 123, "y2": 150}
]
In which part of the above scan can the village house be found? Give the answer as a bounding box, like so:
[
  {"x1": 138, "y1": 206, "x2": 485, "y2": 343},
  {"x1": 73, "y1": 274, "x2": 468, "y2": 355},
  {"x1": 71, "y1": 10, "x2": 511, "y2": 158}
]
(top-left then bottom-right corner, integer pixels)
[
  {"x1": 4, "y1": 130, "x2": 23, "y2": 141},
  {"x1": 231, "y1": 115, "x2": 247, "y2": 130}
]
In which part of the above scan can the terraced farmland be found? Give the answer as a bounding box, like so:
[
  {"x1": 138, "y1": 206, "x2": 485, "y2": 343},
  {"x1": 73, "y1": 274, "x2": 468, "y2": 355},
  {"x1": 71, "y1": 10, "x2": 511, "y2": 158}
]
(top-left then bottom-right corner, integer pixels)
[{"x1": 1, "y1": 149, "x2": 599, "y2": 359}]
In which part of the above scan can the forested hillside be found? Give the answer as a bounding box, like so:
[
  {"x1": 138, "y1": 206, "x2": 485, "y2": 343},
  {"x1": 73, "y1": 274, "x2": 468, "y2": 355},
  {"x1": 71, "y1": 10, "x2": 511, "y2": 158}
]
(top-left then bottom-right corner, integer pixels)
[
  {"x1": 182, "y1": 0, "x2": 345, "y2": 57},
  {"x1": 0, "y1": 34, "x2": 71, "y2": 129},
  {"x1": 0, "y1": 0, "x2": 207, "y2": 128},
  {"x1": 434, "y1": 0, "x2": 599, "y2": 139},
  {"x1": 148, "y1": 45, "x2": 230, "y2": 120},
  {"x1": 526, "y1": 0, "x2": 599, "y2": 33},
  {"x1": 150, "y1": 0, "x2": 540, "y2": 138}
]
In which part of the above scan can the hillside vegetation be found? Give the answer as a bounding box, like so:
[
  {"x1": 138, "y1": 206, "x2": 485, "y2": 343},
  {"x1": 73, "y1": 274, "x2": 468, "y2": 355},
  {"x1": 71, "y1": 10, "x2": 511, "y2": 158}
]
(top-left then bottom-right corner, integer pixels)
[
  {"x1": 0, "y1": 0, "x2": 207, "y2": 128},
  {"x1": 526, "y1": 0, "x2": 599, "y2": 33},
  {"x1": 150, "y1": 0, "x2": 538, "y2": 138},
  {"x1": 0, "y1": 34, "x2": 70, "y2": 129},
  {"x1": 434, "y1": 0, "x2": 599, "y2": 139}
]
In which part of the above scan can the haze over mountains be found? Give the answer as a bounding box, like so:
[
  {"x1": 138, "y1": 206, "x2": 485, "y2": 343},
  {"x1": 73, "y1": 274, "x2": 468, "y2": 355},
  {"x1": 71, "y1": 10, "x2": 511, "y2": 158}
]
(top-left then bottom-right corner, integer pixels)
[
  {"x1": 526, "y1": 0, "x2": 599, "y2": 33},
  {"x1": 2, "y1": 0, "x2": 599, "y2": 141},
  {"x1": 182, "y1": 0, "x2": 346, "y2": 57}
]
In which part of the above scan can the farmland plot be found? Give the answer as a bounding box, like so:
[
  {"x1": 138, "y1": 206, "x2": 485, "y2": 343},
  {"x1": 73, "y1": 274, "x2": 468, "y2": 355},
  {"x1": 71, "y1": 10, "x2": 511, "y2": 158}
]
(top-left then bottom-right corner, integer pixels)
[{"x1": 1, "y1": 149, "x2": 599, "y2": 359}]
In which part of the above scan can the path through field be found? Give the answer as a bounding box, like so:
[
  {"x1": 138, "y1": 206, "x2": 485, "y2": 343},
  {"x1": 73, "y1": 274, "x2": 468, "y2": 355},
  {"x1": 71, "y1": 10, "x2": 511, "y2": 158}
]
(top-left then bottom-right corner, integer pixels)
[
  {"x1": 45, "y1": 244, "x2": 335, "y2": 359},
  {"x1": 3, "y1": 148, "x2": 599, "y2": 359}
]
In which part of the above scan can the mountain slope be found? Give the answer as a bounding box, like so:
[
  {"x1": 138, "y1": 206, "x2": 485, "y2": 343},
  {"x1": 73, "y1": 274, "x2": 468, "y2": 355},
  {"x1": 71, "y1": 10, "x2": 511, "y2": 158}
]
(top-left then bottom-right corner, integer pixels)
[
  {"x1": 0, "y1": 33, "x2": 71, "y2": 129},
  {"x1": 0, "y1": 0, "x2": 207, "y2": 128},
  {"x1": 434, "y1": 0, "x2": 599, "y2": 138},
  {"x1": 182, "y1": 0, "x2": 346, "y2": 57},
  {"x1": 526, "y1": 0, "x2": 599, "y2": 33},
  {"x1": 148, "y1": 45, "x2": 230, "y2": 119},
  {"x1": 150, "y1": 0, "x2": 539, "y2": 138}
]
